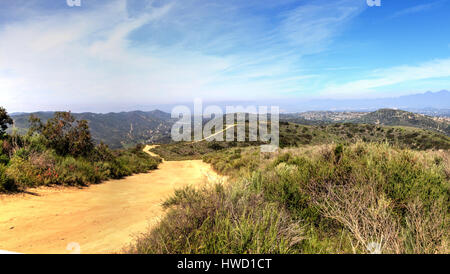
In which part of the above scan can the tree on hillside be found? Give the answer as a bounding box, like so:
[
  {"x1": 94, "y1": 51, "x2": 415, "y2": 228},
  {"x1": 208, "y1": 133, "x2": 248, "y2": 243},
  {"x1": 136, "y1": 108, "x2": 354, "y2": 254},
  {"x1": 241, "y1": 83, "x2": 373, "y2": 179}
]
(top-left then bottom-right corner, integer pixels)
[
  {"x1": 0, "y1": 107, "x2": 13, "y2": 138},
  {"x1": 29, "y1": 111, "x2": 94, "y2": 157}
]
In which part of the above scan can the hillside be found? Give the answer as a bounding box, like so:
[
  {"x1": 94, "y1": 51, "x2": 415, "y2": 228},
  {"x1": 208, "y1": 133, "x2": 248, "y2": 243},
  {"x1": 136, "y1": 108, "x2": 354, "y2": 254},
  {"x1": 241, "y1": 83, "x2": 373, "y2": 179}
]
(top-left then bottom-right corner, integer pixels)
[
  {"x1": 10, "y1": 110, "x2": 175, "y2": 149},
  {"x1": 280, "y1": 122, "x2": 450, "y2": 150},
  {"x1": 280, "y1": 111, "x2": 366, "y2": 124},
  {"x1": 150, "y1": 122, "x2": 450, "y2": 161},
  {"x1": 281, "y1": 109, "x2": 450, "y2": 136},
  {"x1": 351, "y1": 109, "x2": 450, "y2": 136},
  {"x1": 10, "y1": 108, "x2": 450, "y2": 149}
]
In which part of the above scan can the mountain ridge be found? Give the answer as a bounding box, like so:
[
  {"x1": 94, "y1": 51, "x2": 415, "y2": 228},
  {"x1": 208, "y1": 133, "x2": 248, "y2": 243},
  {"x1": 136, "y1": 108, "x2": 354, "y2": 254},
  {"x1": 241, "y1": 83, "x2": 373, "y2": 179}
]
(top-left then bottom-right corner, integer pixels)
[
  {"x1": 9, "y1": 107, "x2": 450, "y2": 148},
  {"x1": 277, "y1": 90, "x2": 450, "y2": 112},
  {"x1": 10, "y1": 110, "x2": 175, "y2": 149}
]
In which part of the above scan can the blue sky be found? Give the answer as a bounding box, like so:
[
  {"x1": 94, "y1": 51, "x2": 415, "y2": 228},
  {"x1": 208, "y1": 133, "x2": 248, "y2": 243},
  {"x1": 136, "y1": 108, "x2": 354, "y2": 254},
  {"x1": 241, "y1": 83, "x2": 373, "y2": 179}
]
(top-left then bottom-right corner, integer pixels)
[{"x1": 1, "y1": 0, "x2": 450, "y2": 112}]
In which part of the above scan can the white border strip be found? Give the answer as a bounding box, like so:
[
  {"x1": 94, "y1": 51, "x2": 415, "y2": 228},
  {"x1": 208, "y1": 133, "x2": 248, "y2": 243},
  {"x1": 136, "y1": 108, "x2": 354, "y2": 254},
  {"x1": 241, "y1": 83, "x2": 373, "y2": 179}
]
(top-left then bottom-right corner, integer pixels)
[{"x1": 0, "y1": 250, "x2": 22, "y2": 254}]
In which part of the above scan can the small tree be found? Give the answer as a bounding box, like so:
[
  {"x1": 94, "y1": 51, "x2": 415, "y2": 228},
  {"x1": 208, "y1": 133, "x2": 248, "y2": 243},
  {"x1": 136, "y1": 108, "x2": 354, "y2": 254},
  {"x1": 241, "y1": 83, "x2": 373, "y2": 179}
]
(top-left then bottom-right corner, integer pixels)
[
  {"x1": 0, "y1": 107, "x2": 13, "y2": 138},
  {"x1": 29, "y1": 112, "x2": 94, "y2": 157}
]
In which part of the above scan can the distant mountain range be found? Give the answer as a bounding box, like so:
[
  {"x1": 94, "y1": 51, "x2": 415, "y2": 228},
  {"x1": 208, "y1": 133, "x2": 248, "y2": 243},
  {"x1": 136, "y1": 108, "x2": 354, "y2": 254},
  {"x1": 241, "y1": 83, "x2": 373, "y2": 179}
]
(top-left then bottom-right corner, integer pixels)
[
  {"x1": 84, "y1": 90, "x2": 450, "y2": 114},
  {"x1": 9, "y1": 92, "x2": 450, "y2": 148},
  {"x1": 10, "y1": 110, "x2": 176, "y2": 149},
  {"x1": 274, "y1": 90, "x2": 450, "y2": 112},
  {"x1": 282, "y1": 109, "x2": 450, "y2": 136}
]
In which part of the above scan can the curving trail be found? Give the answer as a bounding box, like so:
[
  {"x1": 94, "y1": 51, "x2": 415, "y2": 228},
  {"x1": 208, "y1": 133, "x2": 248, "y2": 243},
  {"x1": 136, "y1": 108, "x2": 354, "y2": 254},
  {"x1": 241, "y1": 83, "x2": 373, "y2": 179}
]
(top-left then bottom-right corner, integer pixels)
[
  {"x1": 192, "y1": 124, "x2": 237, "y2": 143},
  {"x1": 0, "y1": 145, "x2": 223, "y2": 254}
]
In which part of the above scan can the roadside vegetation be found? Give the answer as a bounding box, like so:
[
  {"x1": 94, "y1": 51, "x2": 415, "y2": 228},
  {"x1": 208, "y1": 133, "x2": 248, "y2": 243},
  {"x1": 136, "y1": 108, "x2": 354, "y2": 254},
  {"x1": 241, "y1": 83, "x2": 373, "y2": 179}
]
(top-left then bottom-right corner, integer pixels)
[
  {"x1": 130, "y1": 140, "x2": 449, "y2": 254},
  {"x1": 151, "y1": 140, "x2": 260, "y2": 161},
  {"x1": 279, "y1": 122, "x2": 450, "y2": 150},
  {"x1": 151, "y1": 122, "x2": 450, "y2": 161},
  {"x1": 0, "y1": 107, "x2": 160, "y2": 193}
]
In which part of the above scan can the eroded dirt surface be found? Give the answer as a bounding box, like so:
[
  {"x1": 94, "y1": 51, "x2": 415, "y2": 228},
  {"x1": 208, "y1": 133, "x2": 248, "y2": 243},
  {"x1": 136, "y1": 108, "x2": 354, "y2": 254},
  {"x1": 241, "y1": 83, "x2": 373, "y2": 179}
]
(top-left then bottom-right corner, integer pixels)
[{"x1": 0, "y1": 145, "x2": 222, "y2": 254}]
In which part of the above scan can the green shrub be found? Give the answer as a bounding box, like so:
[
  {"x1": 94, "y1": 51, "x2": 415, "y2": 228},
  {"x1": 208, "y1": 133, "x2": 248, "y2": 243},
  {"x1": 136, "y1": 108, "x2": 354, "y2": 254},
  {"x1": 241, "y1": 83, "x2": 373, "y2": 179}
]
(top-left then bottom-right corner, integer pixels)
[
  {"x1": 28, "y1": 112, "x2": 94, "y2": 157},
  {"x1": 0, "y1": 140, "x2": 9, "y2": 165},
  {"x1": 6, "y1": 151, "x2": 58, "y2": 188},
  {"x1": 0, "y1": 143, "x2": 160, "y2": 192},
  {"x1": 273, "y1": 144, "x2": 448, "y2": 253},
  {"x1": 127, "y1": 182, "x2": 302, "y2": 254},
  {"x1": 179, "y1": 142, "x2": 449, "y2": 254},
  {"x1": 89, "y1": 142, "x2": 114, "y2": 162},
  {"x1": 0, "y1": 154, "x2": 8, "y2": 165},
  {"x1": 0, "y1": 164, "x2": 17, "y2": 192},
  {"x1": 6, "y1": 155, "x2": 37, "y2": 188},
  {"x1": 0, "y1": 109, "x2": 161, "y2": 193},
  {"x1": 0, "y1": 107, "x2": 13, "y2": 138},
  {"x1": 107, "y1": 151, "x2": 159, "y2": 179},
  {"x1": 56, "y1": 157, "x2": 98, "y2": 186}
]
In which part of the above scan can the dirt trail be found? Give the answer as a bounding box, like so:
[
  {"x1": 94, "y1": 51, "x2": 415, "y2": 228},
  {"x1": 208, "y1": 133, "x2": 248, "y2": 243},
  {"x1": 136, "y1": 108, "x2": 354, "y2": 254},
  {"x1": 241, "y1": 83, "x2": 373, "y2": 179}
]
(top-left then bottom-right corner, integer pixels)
[
  {"x1": 0, "y1": 145, "x2": 223, "y2": 254},
  {"x1": 143, "y1": 144, "x2": 161, "y2": 157},
  {"x1": 192, "y1": 124, "x2": 237, "y2": 143}
]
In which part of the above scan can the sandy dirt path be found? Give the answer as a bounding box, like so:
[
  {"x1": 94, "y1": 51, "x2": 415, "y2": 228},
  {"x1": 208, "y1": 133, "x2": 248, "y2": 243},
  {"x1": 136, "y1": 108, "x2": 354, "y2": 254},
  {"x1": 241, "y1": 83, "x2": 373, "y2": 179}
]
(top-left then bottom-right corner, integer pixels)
[
  {"x1": 0, "y1": 145, "x2": 222, "y2": 254},
  {"x1": 192, "y1": 124, "x2": 239, "y2": 143}
]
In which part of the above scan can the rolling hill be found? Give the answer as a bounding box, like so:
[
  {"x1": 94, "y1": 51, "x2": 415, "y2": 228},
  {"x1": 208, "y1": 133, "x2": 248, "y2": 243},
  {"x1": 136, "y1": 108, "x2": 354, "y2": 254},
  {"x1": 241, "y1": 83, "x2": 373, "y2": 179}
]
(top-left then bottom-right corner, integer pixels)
[
  {"x1": 281, "y1": 109, "x2": 450, "y2": 136},
  {"x1": 10, "y1": 108, "x2": 450, "y2": 149},
  {"x1": 350, "y1": 109, "x2": 450, "y2": 136},
  {"x1": 151, "y1": 121, "x2": 450, "y2": 160},
  {"x1": 10, "y1": 110, "x2": 176, "y2": 149}
]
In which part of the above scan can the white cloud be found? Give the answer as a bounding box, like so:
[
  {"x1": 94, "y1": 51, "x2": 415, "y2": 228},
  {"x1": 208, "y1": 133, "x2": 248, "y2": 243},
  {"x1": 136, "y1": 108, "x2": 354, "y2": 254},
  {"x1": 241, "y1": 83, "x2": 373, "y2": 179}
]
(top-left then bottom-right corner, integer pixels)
[
  {"x1": 390, "y1": 1, "x2": 443, "y2": 18},
  {"x1": 320, "y1": 58, "x2": 450, "y2": 97},
  {"x1": 279, "y1": 0, "x2": 365, "y2": 53},
  {"x1": 0, "y1": 0, "x2": 365, "y2": 112}
]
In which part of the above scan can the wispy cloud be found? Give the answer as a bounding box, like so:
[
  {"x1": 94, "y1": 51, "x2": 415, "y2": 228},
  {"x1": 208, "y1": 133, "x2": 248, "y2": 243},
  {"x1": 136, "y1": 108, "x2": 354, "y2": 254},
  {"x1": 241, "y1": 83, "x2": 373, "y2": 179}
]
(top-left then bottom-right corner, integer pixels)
[
  {"x1": 320, "y1": 58, "x2": 450, "y2": 97},
  {"x1": 279, "y1": 0, "x2": 365, "y2": 53},
  {"x1": 390, "y1": 1, "x2": 444, "y2": 18},
  {"x1": 0, "y1": 0, "x2": 367, "y2": 112}
]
